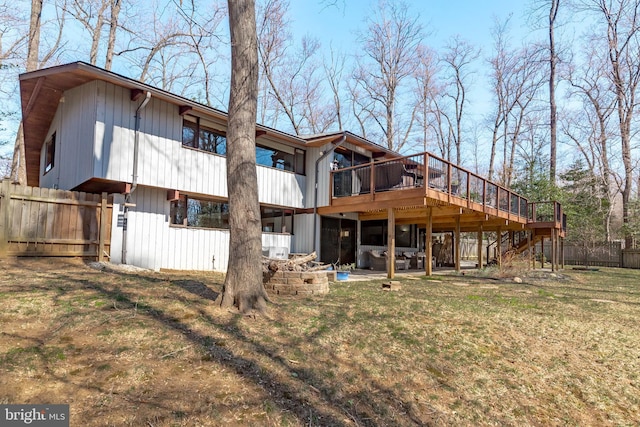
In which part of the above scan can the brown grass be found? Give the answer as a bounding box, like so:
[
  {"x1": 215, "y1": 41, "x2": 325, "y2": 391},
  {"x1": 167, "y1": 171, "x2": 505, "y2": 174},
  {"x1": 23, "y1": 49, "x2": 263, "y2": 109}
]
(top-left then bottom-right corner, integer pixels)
[{"x1": 1, "y1": 257, "x2": 639, "y2": 426}]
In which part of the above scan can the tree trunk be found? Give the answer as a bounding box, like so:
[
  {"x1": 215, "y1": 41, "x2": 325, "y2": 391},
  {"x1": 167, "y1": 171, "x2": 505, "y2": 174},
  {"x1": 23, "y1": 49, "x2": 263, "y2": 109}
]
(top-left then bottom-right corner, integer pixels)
[
  {"x1": 11, "y1": 0, "x2": 42, "y2": 185},
  {"x1": 548, "y1": 0, "x2": 559, "y2": 185},
  {"x1": 105, "y1": 0, "x2": 121, "y2": 70},
  {"x1": 220, "y1": 0, "x2": 268, "y2": 314}
]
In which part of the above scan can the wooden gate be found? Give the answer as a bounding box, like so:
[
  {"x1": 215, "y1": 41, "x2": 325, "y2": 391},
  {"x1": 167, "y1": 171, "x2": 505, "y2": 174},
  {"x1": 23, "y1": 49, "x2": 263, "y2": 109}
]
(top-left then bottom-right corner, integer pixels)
[{"x1": 0, "y1": 180, "x2": 112, "y2": 259}]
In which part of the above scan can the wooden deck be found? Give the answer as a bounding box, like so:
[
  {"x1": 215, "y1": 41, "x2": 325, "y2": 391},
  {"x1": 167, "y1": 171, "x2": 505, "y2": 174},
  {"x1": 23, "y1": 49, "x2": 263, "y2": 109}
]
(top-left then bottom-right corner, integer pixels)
[
  {"x1": 318, "y1": 152, "x2": 566, "y2": 277},
  {"x1": 319, "y1": 151, "x2": 565, "y2": 235}
]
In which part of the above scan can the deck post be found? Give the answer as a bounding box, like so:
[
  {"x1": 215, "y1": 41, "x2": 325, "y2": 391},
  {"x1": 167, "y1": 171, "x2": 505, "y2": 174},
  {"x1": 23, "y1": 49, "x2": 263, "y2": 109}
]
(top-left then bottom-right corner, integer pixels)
[
  {"x1": 425, "y1": 208, "x2": 432, "y2": 276},
  {"x1": 496, "y1": 226, "x2": 502, "y2": 267},
  {"x1": 551, "y1": 228, "x2": 557, "y2": 272},
  {"x1": 561, "y1": 237, "x2": 565, "y2": 269},
  {"x1": 387, "y1": 208, "x2": 395, "y2": 279},
  {"x1": 528, "y1": 230, "x2": 533, "y2": 269},
  {"x1": 540, "y1": 237, "x2": 545, "y2": 268},
  {"x1": 455, "y1": 215, "x2": 461, "y2": 272},
  {"x1": 477, "y1": 226, "x2": 483, "y2": 270}
]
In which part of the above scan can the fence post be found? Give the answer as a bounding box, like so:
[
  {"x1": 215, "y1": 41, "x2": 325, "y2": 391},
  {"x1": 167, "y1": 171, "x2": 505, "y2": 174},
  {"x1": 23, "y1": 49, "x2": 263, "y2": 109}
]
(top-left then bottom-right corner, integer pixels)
[
  {"x1": 98, "y1": 192, "x2": 108, "y2": 262},
  {"x1": 0, "y1": 179, "x2": 11, "y2": 256}
]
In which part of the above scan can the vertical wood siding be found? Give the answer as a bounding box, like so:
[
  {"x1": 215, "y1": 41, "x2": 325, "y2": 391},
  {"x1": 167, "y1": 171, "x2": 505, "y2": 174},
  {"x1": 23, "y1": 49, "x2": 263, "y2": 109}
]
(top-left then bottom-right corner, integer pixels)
[
  {"x1": 40, "y1": 82, "x2": 98, "y2": 190},
  {"x1": 122, "y1": 186, "x2": 292, "y2": 271}
]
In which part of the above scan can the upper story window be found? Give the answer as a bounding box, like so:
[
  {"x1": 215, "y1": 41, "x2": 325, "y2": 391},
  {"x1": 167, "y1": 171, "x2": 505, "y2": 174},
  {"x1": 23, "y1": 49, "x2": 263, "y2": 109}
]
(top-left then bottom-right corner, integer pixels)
[
  {"x1": 182, "y1": 115, "x2": 305, "y2": 175},
  {"x1": 256, "y1": 144, "x2": 305, "y2": 175},
  {"x1": 43, "y1": 132, "x2": 56, "y2": 174},
  {"x1": 182, "y1": 116, "x2": 227, "y2": 155},
  {"x1": 334, "y1": 147, "x2": 369, "y2": 169}
]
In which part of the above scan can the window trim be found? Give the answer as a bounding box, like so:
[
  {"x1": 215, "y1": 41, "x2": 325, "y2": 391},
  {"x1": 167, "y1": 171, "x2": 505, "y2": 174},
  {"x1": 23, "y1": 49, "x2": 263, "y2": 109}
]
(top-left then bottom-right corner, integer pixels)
[{"x1": 181, "y1": 115, "x2": 227, "y2": 155}]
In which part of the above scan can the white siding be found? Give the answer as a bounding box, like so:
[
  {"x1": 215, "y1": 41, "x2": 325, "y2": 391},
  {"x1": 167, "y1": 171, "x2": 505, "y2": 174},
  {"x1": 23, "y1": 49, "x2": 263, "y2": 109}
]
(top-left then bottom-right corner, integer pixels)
[
  {"x1": 114, "y1": 185, "x2": 294, "y2": 271},
  {"x1": 91, "y1": 81, "x2": 305, "y2": 207},
  {"x1": 40, "y1": 82, "x2": 97, "y2": 190},
  {"x1": 292, "y1": 213, "x2": 315, "y2": 254}
]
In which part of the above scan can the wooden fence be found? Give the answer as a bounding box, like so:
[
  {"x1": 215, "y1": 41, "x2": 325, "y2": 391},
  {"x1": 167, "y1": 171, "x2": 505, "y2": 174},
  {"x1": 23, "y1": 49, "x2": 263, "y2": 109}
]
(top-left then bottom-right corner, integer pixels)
[
  {"x1": 561, "y1": 242, "x2": 622, "y2": 267},
  {"x1": 0, "y1": 180, "x2": 112, "y2": 259},
  {"x1": 622, "y1": 250, "x2": 640, "y2": 269}
]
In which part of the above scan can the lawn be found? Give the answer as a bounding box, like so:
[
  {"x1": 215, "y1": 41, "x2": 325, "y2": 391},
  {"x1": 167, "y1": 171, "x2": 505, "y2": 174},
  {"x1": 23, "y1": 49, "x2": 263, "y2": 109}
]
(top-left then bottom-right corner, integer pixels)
[{"x1": 0, "y1": 257, "x2": 639, "y2": 426}]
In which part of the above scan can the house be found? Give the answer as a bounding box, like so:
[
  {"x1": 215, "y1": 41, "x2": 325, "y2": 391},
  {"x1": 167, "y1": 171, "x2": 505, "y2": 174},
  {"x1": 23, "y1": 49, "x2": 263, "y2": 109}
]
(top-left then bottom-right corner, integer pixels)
[{"x1": 18, "y1": 62, "x2": 565, "y2": 274}]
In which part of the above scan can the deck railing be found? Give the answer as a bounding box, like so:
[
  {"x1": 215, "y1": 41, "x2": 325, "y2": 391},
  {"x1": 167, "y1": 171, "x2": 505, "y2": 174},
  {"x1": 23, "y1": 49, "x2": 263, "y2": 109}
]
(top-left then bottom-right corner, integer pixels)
[{"x1": 331, "y1": 151, "x2": 535, "y2": 221}]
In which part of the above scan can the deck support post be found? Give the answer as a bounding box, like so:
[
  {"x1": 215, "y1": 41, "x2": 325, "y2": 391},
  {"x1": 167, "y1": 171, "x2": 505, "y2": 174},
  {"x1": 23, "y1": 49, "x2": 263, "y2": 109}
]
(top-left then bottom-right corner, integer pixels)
[
  {"x1": 477, "y1": 226, "x2": 483, "y2": 270},
  {"x1": 496, "y1": 226, "x2": 502, "y2": 267},
  {"x1": 551, "y1": 228, "x2": 557, "y2": 272},
  {"x1": 455, "y1": 215, "x2": 461, "y2": 272},
  {"x1": 425, "y1": 208, "x2": 432, "y2": 276},
  {"x1": 387, "y1": 208, "x2": 395, "y2": 279},
  {"x1": 540, "y1": 237, "x2": 545, "y2": 268},
  {"x1": 528, "y1": 230, "x2": 534, "y2": 269}
]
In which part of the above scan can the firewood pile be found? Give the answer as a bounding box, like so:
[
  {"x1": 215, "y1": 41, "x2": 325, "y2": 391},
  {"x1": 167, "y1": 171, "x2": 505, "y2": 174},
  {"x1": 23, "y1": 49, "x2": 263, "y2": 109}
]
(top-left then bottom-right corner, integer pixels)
[{"x1": 262, "y1": 251, "x2": 329, "y2": 272}]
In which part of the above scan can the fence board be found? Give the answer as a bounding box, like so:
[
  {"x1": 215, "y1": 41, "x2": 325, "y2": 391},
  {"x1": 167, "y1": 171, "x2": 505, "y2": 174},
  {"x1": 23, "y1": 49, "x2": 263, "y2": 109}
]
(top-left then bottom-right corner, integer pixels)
[{"x1": 0, "y1": 180, "x2": 113, "y2": 259}]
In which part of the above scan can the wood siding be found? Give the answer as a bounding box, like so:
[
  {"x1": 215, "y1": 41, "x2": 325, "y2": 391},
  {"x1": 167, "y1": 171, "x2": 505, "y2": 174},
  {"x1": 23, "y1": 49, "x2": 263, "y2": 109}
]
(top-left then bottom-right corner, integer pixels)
[
  {"x1": 40, "y1": 82, "x2": 98, "y2": 190},
  {"x1": 112, "y1": 186, "x2": 292, "y2": 271}
]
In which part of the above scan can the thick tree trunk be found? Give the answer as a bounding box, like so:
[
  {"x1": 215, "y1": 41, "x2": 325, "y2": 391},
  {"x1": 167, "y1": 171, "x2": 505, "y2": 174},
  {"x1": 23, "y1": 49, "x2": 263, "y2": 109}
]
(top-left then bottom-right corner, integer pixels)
[{"x1": 220, "y1": 0, "x2": 268, "y2": 314}]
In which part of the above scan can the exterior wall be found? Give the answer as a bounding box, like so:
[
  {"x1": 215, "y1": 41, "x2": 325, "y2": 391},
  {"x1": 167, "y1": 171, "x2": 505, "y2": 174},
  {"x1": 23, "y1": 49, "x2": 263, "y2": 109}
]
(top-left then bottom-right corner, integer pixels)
[
  {"x1": 93, "y1": 81, "x2": 304, "y2": 207},
  {"x1": 110, "y1": 185, "x2": 293, "y2": 272},
  {"x1": 40, "y1": 82, "x2": 98, "y2": 190},
  {"x1": 292, "y1": 213, "x2": 314, "y2": 254}
]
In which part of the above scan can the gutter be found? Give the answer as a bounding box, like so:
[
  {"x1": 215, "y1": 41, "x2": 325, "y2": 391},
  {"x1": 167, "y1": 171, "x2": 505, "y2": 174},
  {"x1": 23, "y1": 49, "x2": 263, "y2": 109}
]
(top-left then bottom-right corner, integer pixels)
[
  {"x1": 312, "y1": 131, "x2": 347, "y2": 253},
  {"x1": 122, "y1": 91, "x2": 151, "y2": 264}
]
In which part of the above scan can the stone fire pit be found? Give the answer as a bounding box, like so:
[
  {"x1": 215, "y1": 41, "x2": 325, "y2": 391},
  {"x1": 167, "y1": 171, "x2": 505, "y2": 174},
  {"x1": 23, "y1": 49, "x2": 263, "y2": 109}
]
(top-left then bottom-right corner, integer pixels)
[{"x1": 263, "y1": 270, "x2": 331, "y2": 295}]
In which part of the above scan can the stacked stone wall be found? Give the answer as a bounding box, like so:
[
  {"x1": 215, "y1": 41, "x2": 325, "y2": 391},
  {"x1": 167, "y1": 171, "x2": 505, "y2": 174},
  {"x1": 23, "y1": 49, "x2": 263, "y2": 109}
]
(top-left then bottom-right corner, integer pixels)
[{"x1": 263, "y1": 270, "x2": 331, "y2": 295}]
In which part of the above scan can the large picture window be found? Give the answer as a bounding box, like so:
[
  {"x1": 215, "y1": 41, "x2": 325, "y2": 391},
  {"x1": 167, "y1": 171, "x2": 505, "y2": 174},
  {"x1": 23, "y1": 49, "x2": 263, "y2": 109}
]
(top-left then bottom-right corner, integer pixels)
[
  {"x1": 182, "y1": 116, "x2": 227, "y2": 155},
  {"x1": 171, "y1": 195, "x2": 293, "y2": 234},
  {"x1": 171, "y1": 196, "x2": 230, "y2": 229}
]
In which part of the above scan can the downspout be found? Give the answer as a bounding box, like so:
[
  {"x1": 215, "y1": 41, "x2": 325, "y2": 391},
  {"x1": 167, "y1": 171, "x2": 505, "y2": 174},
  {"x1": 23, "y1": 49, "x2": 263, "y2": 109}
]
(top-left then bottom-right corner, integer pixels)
[
  {"x1": 122, "y1": 91, "x2": 151, "y2": 264},
  {"x1": 313, "y1": 131, "x2": 347, "y2": 253}
]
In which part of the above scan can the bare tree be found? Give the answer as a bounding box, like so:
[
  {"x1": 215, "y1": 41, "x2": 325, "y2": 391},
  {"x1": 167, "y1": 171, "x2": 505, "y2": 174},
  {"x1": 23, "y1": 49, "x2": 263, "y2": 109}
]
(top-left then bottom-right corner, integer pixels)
[
  {"x1": 257, "y1": 0, "x2": 329, "y2": 134},
  {"x1": 564, "y1": 40, "x2": 617, "y2": 241},
  {"x1": 583, "y1": 0, "x2": 640, "y2": 249},
  {"x1": 487, "y1": 18, "x2": 545, "y2": 185},
  {"x1": 412, "y1": 43, "x2": 437, "y2": 152},
  {"x1": 220, "y1": 0, "x2": 268, "y2": 314},
  {"x1": 10, "y1": 0, "x2": 42, "y2": 185},
  {"x1": 352, "y1": 0, "x2": 423, "y2": 151},
  {"x1": 323, "y1": 45, "x2": 346, "y2": 131},
  {"x1": 440, "y1": 35, "x2": 479, "y2": 166},
  {"x1": 548, "y1": 0, "x2": 560, "y2": 184}
]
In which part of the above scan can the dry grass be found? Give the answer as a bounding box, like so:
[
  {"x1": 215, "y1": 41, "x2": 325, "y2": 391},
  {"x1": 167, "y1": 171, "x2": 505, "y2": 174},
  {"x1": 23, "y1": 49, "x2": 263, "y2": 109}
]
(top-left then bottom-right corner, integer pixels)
[{"x1": 1, "y1": 257, "x2": 639, "y2": 426}]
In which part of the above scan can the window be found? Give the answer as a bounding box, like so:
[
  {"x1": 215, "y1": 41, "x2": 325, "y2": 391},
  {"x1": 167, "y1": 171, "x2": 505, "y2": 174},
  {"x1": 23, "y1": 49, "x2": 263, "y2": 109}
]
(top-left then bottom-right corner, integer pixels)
[
  {"x1": 256, "y1": 144, "x2": 305, "y2": 175},
  {"x1": 43, "y1": 132, "x2": 56, "y2": 174},
  {"x1": 261, "y1": 206, "x2": 293, "y2": 233},
  {"x1": 361, "y1": 220, "x2": 416, "y2": 247},
  {"x1": 171, "y1": 195, "x2": 293, "y2": 234},
  {"x1": 182, "y1": 116, "x2": 226, "y2": 154},
  {"x1": 334, "y1": 147, "x2": 369, "y2": 169},
  {"x1": 171, "y1": 195, "x2": 229, "y2": 229}
]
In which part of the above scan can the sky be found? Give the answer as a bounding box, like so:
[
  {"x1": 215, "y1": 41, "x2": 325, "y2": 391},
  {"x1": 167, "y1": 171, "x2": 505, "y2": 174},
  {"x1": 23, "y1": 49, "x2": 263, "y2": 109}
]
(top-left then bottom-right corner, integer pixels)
[{"x1": 286, "y1": 0, "x2": 539, "y2": 121}]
